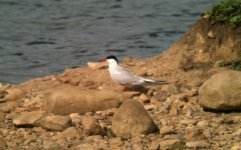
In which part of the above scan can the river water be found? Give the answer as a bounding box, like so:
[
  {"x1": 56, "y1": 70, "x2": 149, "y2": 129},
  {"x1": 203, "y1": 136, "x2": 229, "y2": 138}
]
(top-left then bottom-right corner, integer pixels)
[{"x1": 0, "y1": 0, "x2": 221, "y2": 83}]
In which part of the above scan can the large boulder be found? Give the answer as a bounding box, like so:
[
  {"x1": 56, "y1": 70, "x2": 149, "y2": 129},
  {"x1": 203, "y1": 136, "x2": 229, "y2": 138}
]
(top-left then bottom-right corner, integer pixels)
[
  {"x1": 199, "y1": 70, "x2": 241, "y2": 110},
  {"x1": 44, "y1": 86, "x2": 134, "y2": 115},
  {"x1": 112, "y1": 100, "x2": 158, "y2": 136}
]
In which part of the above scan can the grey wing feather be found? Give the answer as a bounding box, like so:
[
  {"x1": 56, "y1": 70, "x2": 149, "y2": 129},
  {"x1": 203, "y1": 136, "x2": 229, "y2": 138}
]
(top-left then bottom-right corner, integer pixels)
[{"x1": 113, "y1": 67, "x2": 144, "y2": 85}]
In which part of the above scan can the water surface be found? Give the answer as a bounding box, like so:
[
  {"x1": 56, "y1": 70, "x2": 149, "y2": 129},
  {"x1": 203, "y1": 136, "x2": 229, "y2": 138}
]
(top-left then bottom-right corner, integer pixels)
[{"x1": 0, "y1": 0, "x2": 221, "y2": 83}]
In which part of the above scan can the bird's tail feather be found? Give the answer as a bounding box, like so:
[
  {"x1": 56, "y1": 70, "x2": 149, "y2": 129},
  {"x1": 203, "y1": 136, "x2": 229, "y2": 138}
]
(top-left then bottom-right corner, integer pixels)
[{"x1": 144, "y1": 79, "x2": 167, "y2": 85}]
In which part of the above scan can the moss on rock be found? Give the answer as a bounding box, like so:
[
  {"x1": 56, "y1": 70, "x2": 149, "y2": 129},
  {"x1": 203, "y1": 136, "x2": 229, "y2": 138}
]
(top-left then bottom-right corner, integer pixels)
[{"x1": 206, "y1": 0, "x2": 241, "y2": 27}]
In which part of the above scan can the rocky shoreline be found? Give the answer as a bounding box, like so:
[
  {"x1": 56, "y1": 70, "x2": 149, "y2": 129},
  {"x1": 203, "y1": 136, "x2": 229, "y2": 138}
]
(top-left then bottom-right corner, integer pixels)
[{"x1": 1, "y1": 18, "x2": 241, "y2": 150}]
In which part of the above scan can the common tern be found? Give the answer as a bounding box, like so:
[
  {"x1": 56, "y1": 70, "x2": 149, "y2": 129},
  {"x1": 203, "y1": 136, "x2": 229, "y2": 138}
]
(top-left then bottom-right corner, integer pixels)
[{"x1": 104, "y1": 55, "x2": 166, "y2": 91}]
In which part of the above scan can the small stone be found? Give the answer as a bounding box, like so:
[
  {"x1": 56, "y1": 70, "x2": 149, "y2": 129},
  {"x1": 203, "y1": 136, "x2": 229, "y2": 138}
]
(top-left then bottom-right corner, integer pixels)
[
  {"x1": 40, "y1": 115, "x2": 71, "y2": 131},
  {"x1": 162, "y1": 83, "x2": 180, "y2": 95},
  {"x1": 197, "y1": 120, "x2": 209, "y2": 128},
  {"x1": 139, "y1": 94, "x2": 150, "y2": 103},
  {"x1": 231, "y1": 143, "x2": 241, "y2": 150},
  {"x1": 69, "y1": 113, "x2": 82, "y2": 124},
  {"x1": 4, "y1": 88, "x2": 24, "y2": 101},
  {"x1": 180, "y1": 119, "x2": 197, "y2": 125},
  {"x1": 0, "y1": 112, "x2": 4, "y2": 123},
  {"x1": 0, "y1": 90, "x2": 8, "y2": 99},
  {"x1": 82, "y1": 116, "x2": 102, "y2": 135},
  {"x1": 149, "y1": 142, "x2": 160, "y2": 150},
  {"x1": 13, "y1": 111, "x2": 45, "y2": 127},
  {"x1": 186, "y1": 141, "x2": 210, "y2": 148},
  {"x1": 169, "y1": 106, "x2": 178, "y2": 116},
  {"x1": 233, "y1": 128, "x2": 241, "y2": 136},
  {"x1": 160, "y1": 126, "x2": 174, "y2": 135},
  {"x1": 159, "y1": 139, "x2": 183, "y2": 150},
  {"x1": 144, "y1": 104, "x2": 157, "y2": 111},
  {"x1": 61, "y1": 127, "x2": 79, "y2": 139},
  {"x1": 0, "y1": 139, "x2": 7, "y2": 149},
  {"x1": 0, "y1": 99, "x2": 6, "y2": 103},
  {"x1": 207, "y1": 30, "x2": 215, "y2": 39},
  {"x1": 0, "y1": 104, "x2": 10, "y2": 113},
  {"x1": 154, "y1": 92, "x2": 168, "y2": 101}
]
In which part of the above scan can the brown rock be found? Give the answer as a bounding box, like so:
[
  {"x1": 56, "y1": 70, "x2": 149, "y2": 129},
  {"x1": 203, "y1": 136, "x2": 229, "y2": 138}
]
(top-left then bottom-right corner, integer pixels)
[
  {"x1": 160, "y1": 126, "x2": 174, "y2": 135},
  {"x1": 159, "y1": 139, "x2": 183, "y2": 150},
  {"x1": 4, "y1": 88, "x2": 24, "y2": 101},
  {"x1": 162, "y1": 83, "x2": 180, "y2": 95},
  {"x1": 199, "y1": 70, "x2": 241, "y2": 110},
  {"x1": 40, "y1": 115, "x2": 71, "y2": 131},
  {"x1": 13, "y1": 111, "x2": 45, "y2": 127},
  {"x1": 44, "y1": 86, "x2": 131, "y2": 115},
  {"x1": 61, "y1": 127, "x2": 79, "y2": 139},
  {"x1": 82, "y1": 116, "x2": 102, "y2": 135},
  {"x1": 0, "y1": 139, "x2": 7, "y2": 150},
  {"x1": 112, "y1": 100, "x2": 158, "y2": 136},
  {"x1": 69, "y1": 113, "x2": 82, "y2": 124},
  {"x1": 186, "y1": 141, "x2": 210, "y2": 149},
  {"x1": 231, "y1": 143, "x2": 241, "y2": 150},
  {"x1": 139, "y1": 94, "x2": 150, "y2": 103},
  {"x1": 0, "y1": 112, "x2": 4, "y2": 123},
  {"x1": 0, "y1": 104, "x2": 10, "y2": 113}
]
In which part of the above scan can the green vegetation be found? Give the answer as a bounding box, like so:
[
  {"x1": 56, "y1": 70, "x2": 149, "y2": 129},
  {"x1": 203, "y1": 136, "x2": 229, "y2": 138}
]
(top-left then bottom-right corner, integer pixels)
[
  {"x1": 206, "y1": 0, "x2": 241, "y2": 27},
  {"x1": 219, "y1": 51, "x2": 241, "y2": 71}
]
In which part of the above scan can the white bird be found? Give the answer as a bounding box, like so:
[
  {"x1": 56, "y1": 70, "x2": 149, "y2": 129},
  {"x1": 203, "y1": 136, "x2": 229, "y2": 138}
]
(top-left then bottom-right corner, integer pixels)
[{"x1": 104, "y1": 55, "x2": 167, "y2": 90}]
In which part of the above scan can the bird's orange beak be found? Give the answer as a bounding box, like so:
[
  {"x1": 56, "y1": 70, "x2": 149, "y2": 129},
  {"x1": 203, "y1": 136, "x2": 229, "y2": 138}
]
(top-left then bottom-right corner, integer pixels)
[{"x1": 98, "y1": 59, "x2": 107, "y2": 64}]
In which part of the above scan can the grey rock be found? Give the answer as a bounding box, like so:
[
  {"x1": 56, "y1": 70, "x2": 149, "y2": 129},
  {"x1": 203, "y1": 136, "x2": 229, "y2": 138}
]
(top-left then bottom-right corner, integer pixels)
[
  {"x1": 199, "y1": 70, "x2": 241, "y2": 110},
  {"x1": 40, "y1": 115, "x2": 71, "y2": 131},
  {"x1": 112, "y1": 100, "x2": 158, "y2": 136},
  {"x1": 154, "y1": 92, "x2": 168, "y2": 101}
]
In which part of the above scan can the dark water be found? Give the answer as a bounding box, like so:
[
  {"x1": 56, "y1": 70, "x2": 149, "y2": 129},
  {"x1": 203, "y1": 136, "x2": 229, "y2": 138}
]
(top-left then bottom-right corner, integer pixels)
[{"x1": 0, "y1": 0, "x2": 221, "y2": 83}]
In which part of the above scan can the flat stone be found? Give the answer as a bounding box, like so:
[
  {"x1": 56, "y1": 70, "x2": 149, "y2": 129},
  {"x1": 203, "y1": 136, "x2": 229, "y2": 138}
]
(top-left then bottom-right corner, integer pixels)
[
  {"x1": 160, "y1": 126, "x2": 174, "y2": 135},
  {"x1": 44, "y1": 86, "x2": 133, "y2": 115},
  {"x1": 159, "y1": 139, "x2": 183, "y2": 150},
  {"x1": 186, "y1": 141, "x2": 210, "y2": 148},
  {"x1": 40, "y1": 115, "x2": 71, "y2": 131},
  {"x1": 197, "y1": 120, "x2": 209, "y2": 128},
  {"x1": 13, "y1": 111, "x2": 45, "y2": 127}
]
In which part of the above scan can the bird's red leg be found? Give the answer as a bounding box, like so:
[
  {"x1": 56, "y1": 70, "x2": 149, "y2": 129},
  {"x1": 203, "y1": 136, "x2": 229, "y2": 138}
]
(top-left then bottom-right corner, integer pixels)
[{"x1": 120, "y1": 86, "x2": 126, "y2": 92}]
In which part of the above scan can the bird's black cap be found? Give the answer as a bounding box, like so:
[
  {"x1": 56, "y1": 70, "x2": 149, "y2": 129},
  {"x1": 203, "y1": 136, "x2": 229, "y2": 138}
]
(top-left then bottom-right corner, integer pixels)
[{"x1": 106, "y1": 55, "x2": 118, "y2": 63}]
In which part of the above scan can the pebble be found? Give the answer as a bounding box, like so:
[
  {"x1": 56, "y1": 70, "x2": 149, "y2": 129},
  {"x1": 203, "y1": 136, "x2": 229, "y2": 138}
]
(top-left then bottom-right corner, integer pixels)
[
  {"x1": 154, "y1": 92, "x2": 168, "y2": 101},
  {"x1": 197, "y1": 120, "x2": 209, "y2": 128},
  {"x1": 160, "y1": 125, "x2": 174, "y2": 135},
  {"x1": 40, "y1": 115, "x2": 71, "y2": 131},
  {"x1": 159, "y1": 139, "x2": 182, "y2": 150},
  {"x1": 139, "y1": 94, "x2": 150, "y2": 103},
  {"x1": 186, "y1": 140, "x2": 210, "y2": 148}
]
